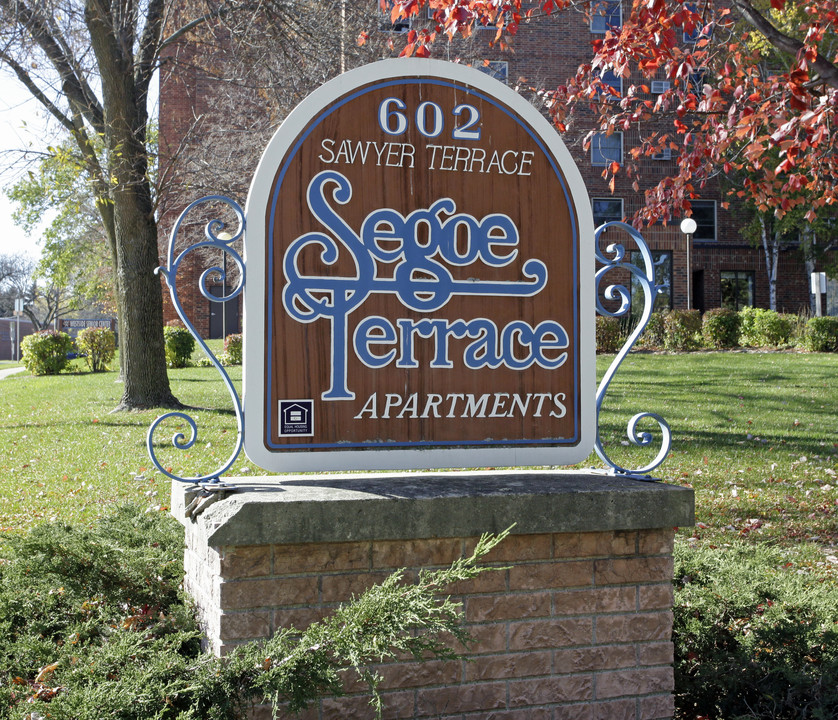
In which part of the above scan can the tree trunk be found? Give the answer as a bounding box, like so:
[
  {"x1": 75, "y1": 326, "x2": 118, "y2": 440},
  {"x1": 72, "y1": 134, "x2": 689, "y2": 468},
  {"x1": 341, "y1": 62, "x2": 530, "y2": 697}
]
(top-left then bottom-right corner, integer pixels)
[
  {"x1": 95, "y1": 196, "x2": 126, "y2": 382},
  {"x1": 759, "y1": 214, "x2": 779, "y2": 311},
  {"x1": 112, "y1": 193, "x2": 181, "y2": 410},
  {"x1": 86, "y1": 0, "x2": 180, "y2": 410}
]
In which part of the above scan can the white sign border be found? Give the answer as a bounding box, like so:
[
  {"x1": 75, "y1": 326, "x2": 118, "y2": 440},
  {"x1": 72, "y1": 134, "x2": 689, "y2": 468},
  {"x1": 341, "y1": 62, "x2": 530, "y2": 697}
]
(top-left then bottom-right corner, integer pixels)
[{"x1": 243, "y1": 59, "x2": 595, "y2": 473}]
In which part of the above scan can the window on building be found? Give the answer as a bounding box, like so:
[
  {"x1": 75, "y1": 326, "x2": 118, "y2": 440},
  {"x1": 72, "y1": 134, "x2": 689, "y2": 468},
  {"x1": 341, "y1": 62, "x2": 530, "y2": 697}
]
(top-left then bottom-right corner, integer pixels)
[
  {"x1": 721, "y1": 271, "x2": 754, "y2": 310},
  {"x1": 689, "y1": 200, "x2": 716, "y2": 241},
  {"x1": 827, "y1": 276, "x2": 838, "y2": 316},
  {"x1": 479, "y1": 61, "x2": 508, "y2": 84},
  {"x1": 590, "y1": 0, "x2": 621, "y2": 33},
  {"x1": 688, "y1": 69, "x2": 707, "y2": 95},
  {"x1": 591, "y1": 132, "x2": 623, "y2": 166},
  {"x1": 592, "y1": 197, "x2": 624, "y2": 227},
  {"x1": 683, "y1": 3, "x2": 712, "y2": 42},
  {"x1": 630, "y1": 250, "x2": 673, "y2": 320},
  {"x1": 598, "y1": 69, "x2": 622, "y2": 98},
  {"x1": 380, "y1": 1, "x2": 411, "y2": 32}
]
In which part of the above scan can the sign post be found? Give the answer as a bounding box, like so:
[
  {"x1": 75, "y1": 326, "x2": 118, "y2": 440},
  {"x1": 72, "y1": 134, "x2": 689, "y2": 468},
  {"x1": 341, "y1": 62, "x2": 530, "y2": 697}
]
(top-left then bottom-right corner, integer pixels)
[
  {"x1": 13, "y1": 298, "x2": 22, "y2": 362},
  {"x1": 244, "y1": 60, "x2": 594, "y2": 473},
  {"x1": 811, "y1": 271, "x2": 827, "y2": 317}
]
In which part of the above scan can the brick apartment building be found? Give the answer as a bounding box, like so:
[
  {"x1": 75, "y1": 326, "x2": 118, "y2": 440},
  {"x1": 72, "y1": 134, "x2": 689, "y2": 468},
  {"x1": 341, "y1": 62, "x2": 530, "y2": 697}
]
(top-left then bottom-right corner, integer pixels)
[{"x1": 158, "y1": 0, "x2": 837, "y2": 338}]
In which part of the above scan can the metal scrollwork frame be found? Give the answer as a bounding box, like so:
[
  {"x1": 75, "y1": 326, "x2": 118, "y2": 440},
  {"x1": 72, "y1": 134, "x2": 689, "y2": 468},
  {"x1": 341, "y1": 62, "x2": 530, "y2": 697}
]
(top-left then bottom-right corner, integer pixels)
[
  {"x1": 146, "y1": 196, "x2": 246, "y2": 485},
  {"x1": 594, "y1": 221, "x2": 671, "y2": 476},
  {"x1": 146, "y1": 205, "x2": 670, "y2": 482}
]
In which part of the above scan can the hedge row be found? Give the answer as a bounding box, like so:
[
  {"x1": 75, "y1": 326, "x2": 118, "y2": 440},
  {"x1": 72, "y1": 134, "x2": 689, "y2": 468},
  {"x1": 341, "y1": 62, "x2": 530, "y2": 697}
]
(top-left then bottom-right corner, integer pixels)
[
  {"x1": 166, "y1": 322, "x2": 242, "y2": 369},
  {"x1": 20, "y1": 326, "x2": 244, "y2": 376},
  {"x1": 596, "y1": 310, "x2": 838, "y2": 353},
  {"x1": 21, "y1": 328, "x2": 116, "y2": 376}
]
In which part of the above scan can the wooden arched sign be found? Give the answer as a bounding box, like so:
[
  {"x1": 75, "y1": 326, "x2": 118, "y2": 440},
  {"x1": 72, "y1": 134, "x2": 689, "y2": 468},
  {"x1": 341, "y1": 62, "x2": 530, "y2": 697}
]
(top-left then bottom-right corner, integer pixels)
[{"x1": 244, "y1": 59, "x2": 594, "y2": 472}]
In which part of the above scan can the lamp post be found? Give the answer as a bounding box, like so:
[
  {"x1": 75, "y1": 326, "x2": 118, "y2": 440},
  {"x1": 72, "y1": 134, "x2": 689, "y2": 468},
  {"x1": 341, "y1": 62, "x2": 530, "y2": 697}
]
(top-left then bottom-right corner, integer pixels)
[
  {"x1": 679, "y1": 217, "x2": 697, "y2": 310},
  {"x1": 217, "y1": 232, "x2": 234, "y2": 341}
]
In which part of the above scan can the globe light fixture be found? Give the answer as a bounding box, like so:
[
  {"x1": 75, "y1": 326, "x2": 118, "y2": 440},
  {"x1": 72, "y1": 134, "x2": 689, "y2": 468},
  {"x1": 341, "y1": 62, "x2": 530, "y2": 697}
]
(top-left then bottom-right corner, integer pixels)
[{"x1": 679, "y1": 218, "x2": 697, "y2": 236}]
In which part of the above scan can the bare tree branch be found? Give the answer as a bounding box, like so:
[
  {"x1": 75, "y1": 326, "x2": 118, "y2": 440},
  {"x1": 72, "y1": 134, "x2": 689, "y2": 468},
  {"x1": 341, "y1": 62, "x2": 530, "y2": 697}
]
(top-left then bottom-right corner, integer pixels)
[
  {"x1": 0, "y1": 0, "x2": 106, "y2": 134},
  {"x1": 0, "y1": 50, "x2": 75, "y2": 133}
]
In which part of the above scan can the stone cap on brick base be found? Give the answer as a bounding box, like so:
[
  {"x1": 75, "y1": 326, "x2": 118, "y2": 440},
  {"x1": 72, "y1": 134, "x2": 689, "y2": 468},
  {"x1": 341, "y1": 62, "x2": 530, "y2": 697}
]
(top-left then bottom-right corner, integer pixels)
[{"x1": 171, "y1": 470, "x2": 694, "y2": 547}]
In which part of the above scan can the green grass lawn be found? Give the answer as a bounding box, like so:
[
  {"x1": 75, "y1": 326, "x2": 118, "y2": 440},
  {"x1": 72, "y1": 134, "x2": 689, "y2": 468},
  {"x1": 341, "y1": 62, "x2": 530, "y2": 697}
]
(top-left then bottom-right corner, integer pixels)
[
  {"x1": 2, "y1": 350, "x2": 837, "y2": 720},
  {"x1": 596, "y1": 351, "x2": 838, "y2": 577},
  {"x1": 1, "y1": 351, "x2": 837, "y2": 578}
]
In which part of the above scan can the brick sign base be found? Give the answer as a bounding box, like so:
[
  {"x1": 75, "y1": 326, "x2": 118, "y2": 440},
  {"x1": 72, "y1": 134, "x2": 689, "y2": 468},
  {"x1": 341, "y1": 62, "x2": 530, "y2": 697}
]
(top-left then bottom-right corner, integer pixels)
[{"x1": 172, "y1": 473, "x2": 693, "y2": 719}]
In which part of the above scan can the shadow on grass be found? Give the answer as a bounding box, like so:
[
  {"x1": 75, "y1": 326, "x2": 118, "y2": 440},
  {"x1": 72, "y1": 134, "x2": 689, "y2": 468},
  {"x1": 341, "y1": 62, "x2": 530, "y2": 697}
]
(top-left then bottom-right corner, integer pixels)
[
  {"x1": 3, "y1": 404, "x2": 238, "y2": 432},
  {"x1": 601, "y1": 425, "x2": 835, "y2": 456}
]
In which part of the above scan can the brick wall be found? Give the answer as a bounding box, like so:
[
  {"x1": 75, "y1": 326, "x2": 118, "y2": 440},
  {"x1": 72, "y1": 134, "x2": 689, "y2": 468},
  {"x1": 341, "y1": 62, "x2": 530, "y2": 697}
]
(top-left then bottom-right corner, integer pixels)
[
  {"x1": 184, "y1": 523, "x2": 677, "y2": 719},
  {"x1": 158, "y1": 2, "x2": 834, "y2": 320}
]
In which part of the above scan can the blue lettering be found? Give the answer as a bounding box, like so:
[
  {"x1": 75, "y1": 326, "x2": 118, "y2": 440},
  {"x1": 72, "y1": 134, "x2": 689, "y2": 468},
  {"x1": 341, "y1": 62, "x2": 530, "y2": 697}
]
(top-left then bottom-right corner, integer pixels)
[
  {"x1": 349, "y1": 316, "x2": 568, "y2": 373},
  {"x1": 282, "y1": 170, "x2": 562, "y2": 401},
  {"x1": 354, "y1": 316, "x2": 398, "y2": 368}
]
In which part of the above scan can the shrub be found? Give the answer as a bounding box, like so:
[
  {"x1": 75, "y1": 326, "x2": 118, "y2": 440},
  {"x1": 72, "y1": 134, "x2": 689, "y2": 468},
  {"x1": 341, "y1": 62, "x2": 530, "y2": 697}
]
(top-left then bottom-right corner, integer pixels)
[
  {"x1": 0, "y1": 506, "x2": 506, "y2": 720},
  {"x1": 637, "y1": 311, "x2": 666, "y2": 349},
  {"x1": 738, "y1": 306, "x2": 758, "y2": 346},
  {"x1": 702, "y1": 308, "x2": 741, "y2": 348},
  {"x1": 804, "y1": 316, "x2": 838, "y2": 352},
  {"x1": 739, "y1": 307, "x2": 792, "y2": 347},
  {"x1": 20, "y1": 330, "x2": 75, "y2": 375},
  {"x1": 76, "y1": 327, "x2": 117, "y2": 372},
  {"x1": 674, "y1": 541, "x2": 838, "y2": 719},
  {"x1": 663, "y1": 309, "x2": 702, "y2": 351},
  {"x1": 196, "y1": 353, "x2": 237, "y2": 367},
  {"x1": 754, "y1": 310, "x2": 792, "y2": 346},
  {"x1": 596, "y1": 315, "x2": 622, "y2": 353},
  {"x1": 787, "y1": 312, "x2": 810, "y2": 347},
  {"x1": 163, "y1": 324, "x2": 195, "y2": 368},
  {"x1": 223, "y1": 333, "x2": 243, "y2": 364}
]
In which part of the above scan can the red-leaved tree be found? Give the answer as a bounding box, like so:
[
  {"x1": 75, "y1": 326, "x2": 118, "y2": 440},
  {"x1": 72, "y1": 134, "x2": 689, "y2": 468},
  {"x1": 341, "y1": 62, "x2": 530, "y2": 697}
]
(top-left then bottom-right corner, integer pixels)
[{"x1": 390, "y1": 0, "x2": 838, "y2": 230}]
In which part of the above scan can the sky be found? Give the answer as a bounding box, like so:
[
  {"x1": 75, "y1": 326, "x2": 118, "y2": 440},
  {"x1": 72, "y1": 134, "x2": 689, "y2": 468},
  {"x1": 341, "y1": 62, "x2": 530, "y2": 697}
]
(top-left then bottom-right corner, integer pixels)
[
  {"x1": 0, "y1": 68, "x2": 160, "y2": 265},
  {"x1": 0, "y1": 69, "x2": 54, "y2": 261}
]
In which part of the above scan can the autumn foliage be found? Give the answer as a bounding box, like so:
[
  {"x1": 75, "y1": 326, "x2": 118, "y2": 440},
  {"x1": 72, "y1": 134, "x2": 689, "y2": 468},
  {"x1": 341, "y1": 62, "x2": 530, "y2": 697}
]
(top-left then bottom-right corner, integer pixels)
[{"x1": 389, "y1": 0, "x2": 838, "y2": 226}]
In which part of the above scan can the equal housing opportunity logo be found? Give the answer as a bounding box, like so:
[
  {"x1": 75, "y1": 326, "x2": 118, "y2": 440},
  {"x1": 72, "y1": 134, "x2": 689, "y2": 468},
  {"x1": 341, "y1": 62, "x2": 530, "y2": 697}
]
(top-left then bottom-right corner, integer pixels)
[{"x1": 278, "y1": 400, "x2": 314, "y2": 437}]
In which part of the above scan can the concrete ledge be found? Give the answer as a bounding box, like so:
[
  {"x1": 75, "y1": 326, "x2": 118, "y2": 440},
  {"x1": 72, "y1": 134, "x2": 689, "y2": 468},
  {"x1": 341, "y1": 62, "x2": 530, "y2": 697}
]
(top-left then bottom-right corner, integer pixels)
[{"x1": 172, "y1": 469, "x2": 694, "y2": 546}]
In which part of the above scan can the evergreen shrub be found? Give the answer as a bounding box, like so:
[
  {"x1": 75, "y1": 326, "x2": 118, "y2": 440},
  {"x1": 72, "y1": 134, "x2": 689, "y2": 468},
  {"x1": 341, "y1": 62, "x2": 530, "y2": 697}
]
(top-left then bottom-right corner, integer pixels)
[
  {"x1": 20, "y1": 330, "x2": 75, "y2": 375},
  {"x1": 76, "y1": 327, "x2": 116, "y2": 372},
  {"x1": 596, "y1": 315, "x2": 622, "y2": 353},
  {"x1": 0, "y1": 506, "x2": 506, "y2": 720},
  {"x1": 804, "y1": 316, "x2": 838, "y2": 352},
  {"x1": 663, "y1": 309, "x2": 702, "y2": 350},
  {"x1": 674, "y1": 541, "x2": 838, "y2": 719},
  {"x1": 163, "y1": 324, "x2": 195, "y2": 368},
  {"x1": 702, "y1": 308, "x2": 741, "y2": 348}
]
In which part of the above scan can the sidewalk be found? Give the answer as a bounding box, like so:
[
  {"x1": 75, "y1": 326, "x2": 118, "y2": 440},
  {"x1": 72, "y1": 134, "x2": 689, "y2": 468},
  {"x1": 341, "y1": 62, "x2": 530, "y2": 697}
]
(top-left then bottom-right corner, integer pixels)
[{"x1": 0, "y1": 366, "x2": 25, "y2": 380}]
